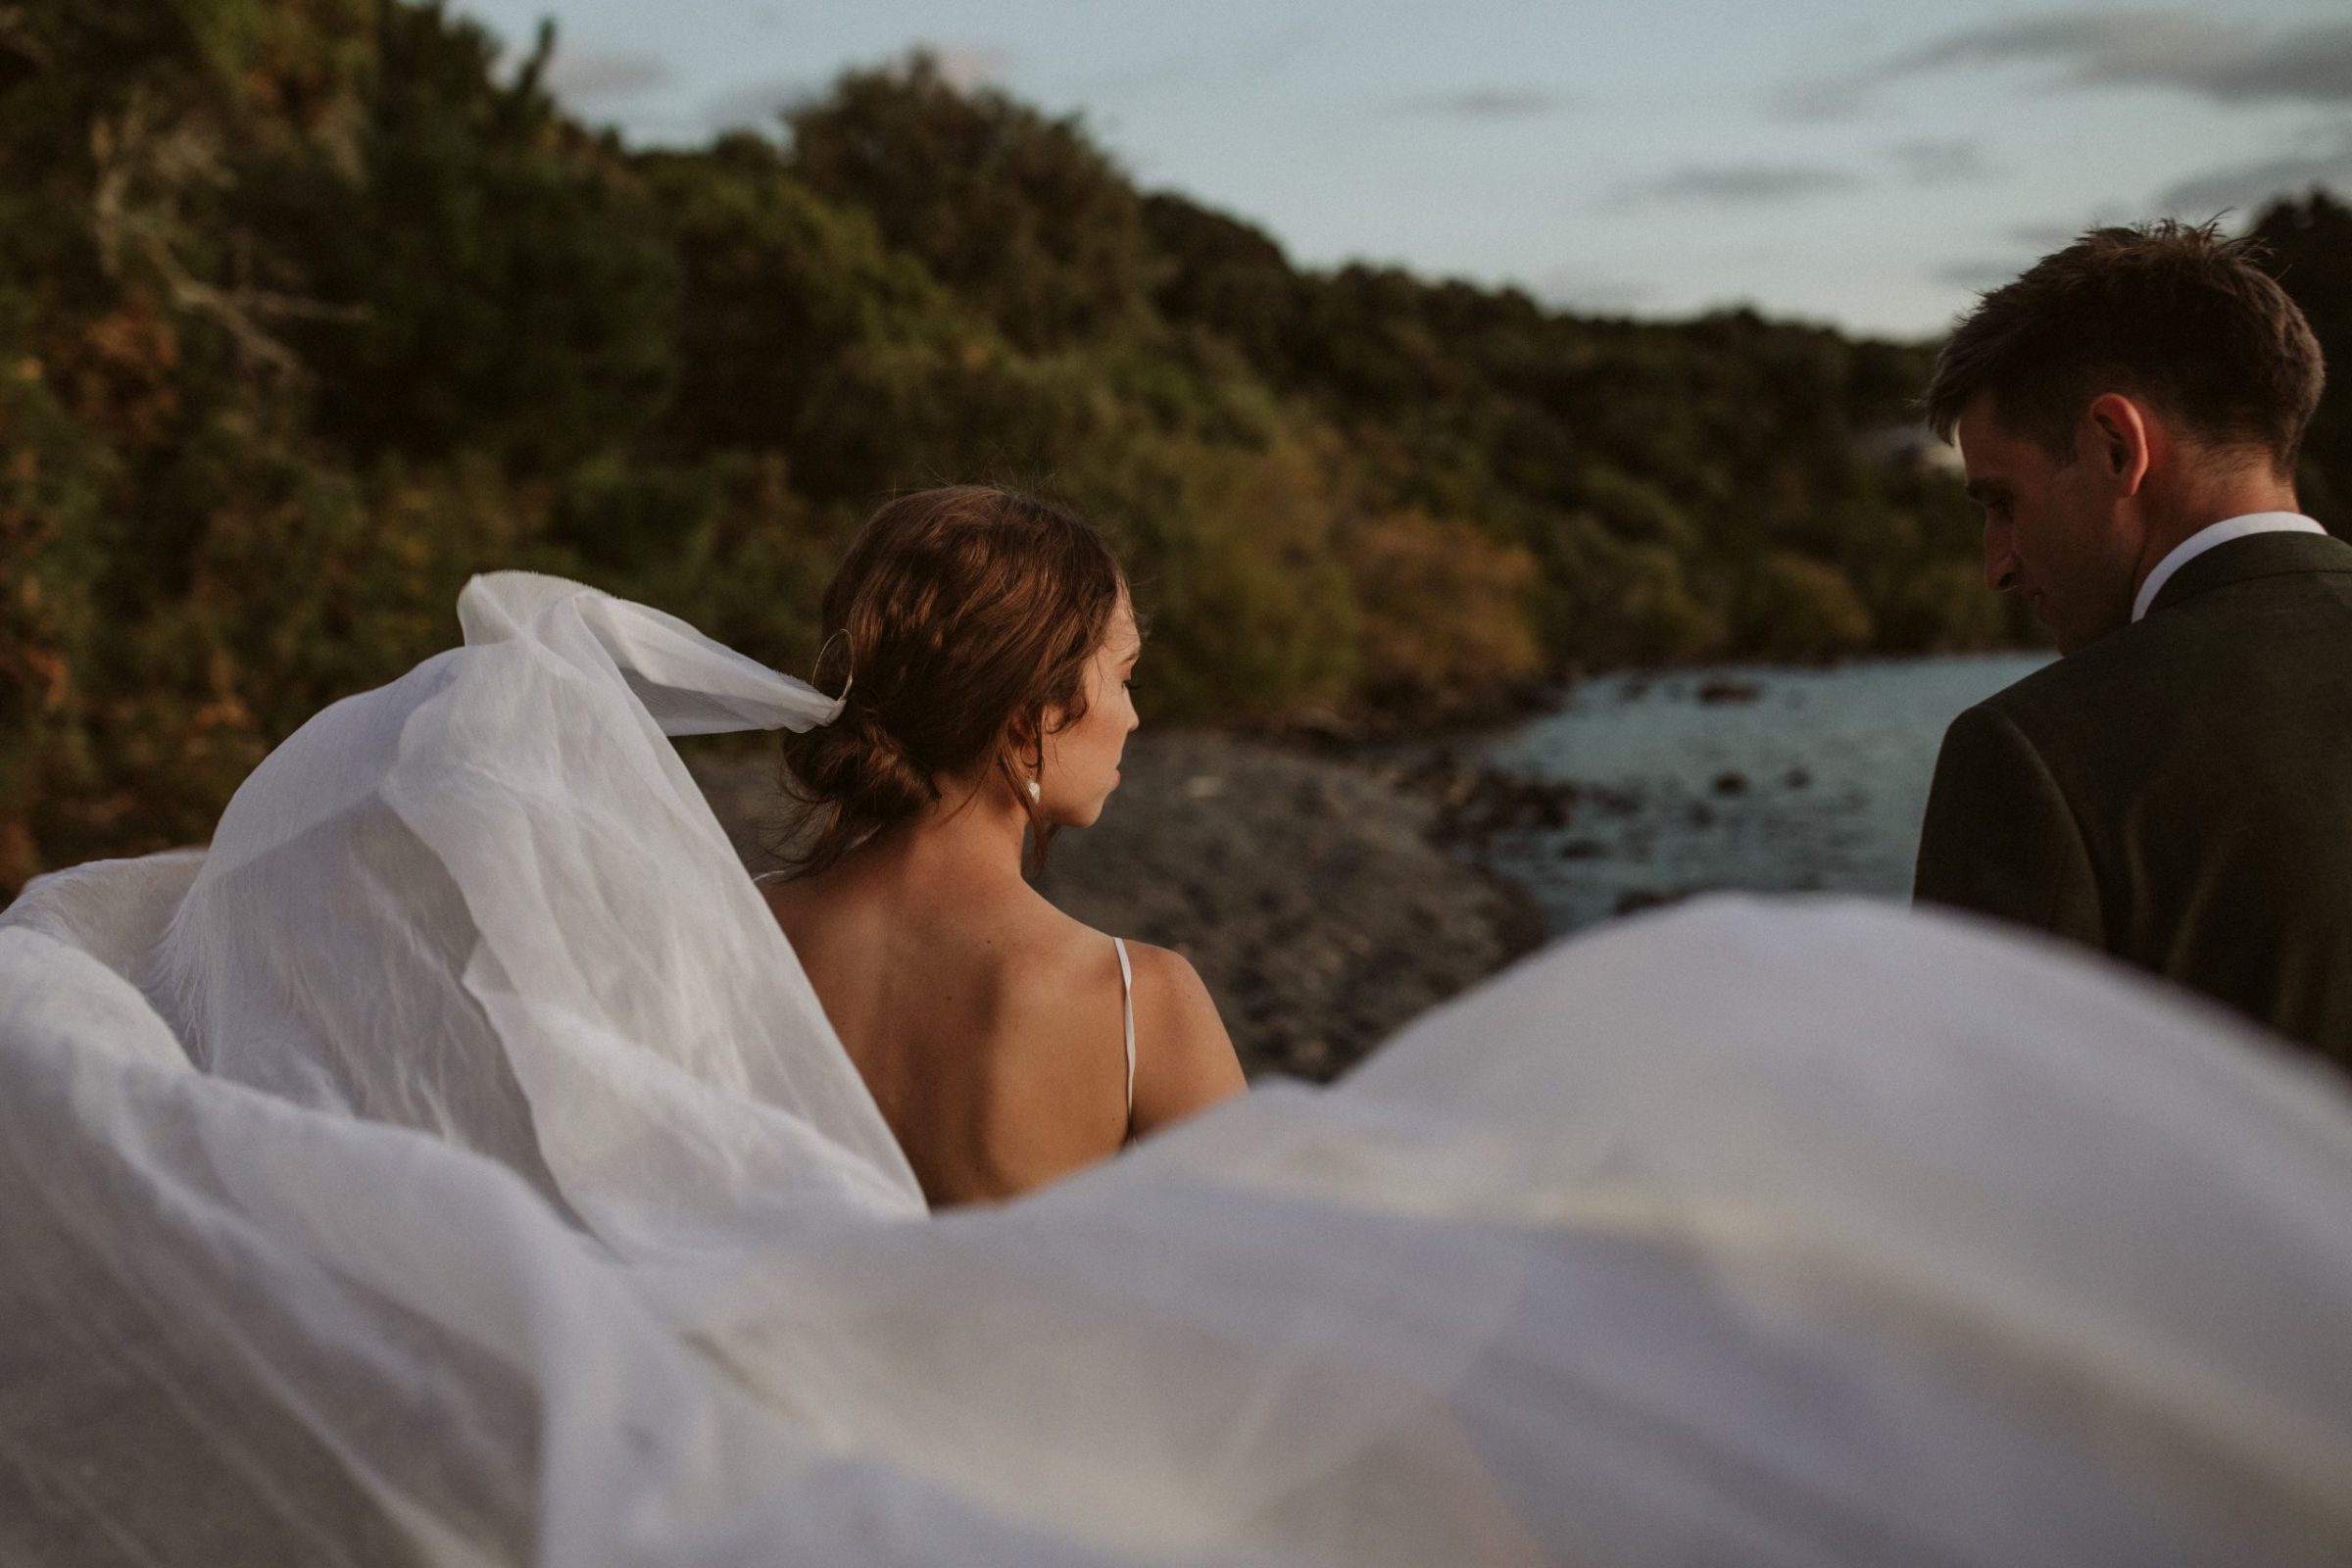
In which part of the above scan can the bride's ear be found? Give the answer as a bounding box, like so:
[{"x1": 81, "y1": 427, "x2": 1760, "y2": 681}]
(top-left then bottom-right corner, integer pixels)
[
  {"x1": 1004, "y1": 710, "x2": 1038, "y2": 756},
  {"x1": 1002, "y1": 710, "x2": 1049, "y2": 790}
]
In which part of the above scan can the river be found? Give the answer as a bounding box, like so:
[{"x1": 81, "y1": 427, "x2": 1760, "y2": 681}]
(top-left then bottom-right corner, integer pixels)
[{"x1": 1476, "y1": 652, "x2": 2054, "y2": 935}]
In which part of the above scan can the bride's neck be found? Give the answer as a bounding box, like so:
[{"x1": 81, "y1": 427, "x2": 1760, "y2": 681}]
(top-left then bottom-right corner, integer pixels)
[{"x1": 874, "y1": 776, "x2": 1033, "y2": 886}]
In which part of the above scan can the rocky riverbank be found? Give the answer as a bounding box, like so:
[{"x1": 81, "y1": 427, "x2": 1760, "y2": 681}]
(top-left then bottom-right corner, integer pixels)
[{"x1": 689, "y1": 731, "x2": 1544, "y2": 1082}]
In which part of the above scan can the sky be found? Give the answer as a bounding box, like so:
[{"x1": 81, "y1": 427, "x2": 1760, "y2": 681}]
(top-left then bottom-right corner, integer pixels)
[{"x1": 449, "y1": 0, "x2": 2352, "y2": 341}]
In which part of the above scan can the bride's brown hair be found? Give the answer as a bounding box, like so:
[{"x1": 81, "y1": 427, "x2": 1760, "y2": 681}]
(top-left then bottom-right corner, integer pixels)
[{"x1": 777, "y1": 484, "x2": 1128, "y2": 878}]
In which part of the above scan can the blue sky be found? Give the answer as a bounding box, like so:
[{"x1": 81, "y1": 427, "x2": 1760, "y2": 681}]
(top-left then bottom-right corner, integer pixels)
[{"x1": 451, "y1": 1, "x2": 2352, "y2": 339}]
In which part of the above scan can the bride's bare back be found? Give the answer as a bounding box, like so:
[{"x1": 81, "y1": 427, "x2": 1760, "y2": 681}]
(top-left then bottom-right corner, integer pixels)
[
  {"x1": 763, "y1": 487, "x2": 1243, "y2": 1206},
  {"x1": 764, "y1": 848, "x2": 1233, "y2": 1205}
]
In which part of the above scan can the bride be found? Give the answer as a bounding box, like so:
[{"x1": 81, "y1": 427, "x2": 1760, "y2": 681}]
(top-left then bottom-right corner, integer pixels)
[
  {"x1": 760, "y1": 486, "x2": 1242, "y2": 1203},
  {"x1": 3, "y1": 484, "x2": 2350, "y2": 1566}
]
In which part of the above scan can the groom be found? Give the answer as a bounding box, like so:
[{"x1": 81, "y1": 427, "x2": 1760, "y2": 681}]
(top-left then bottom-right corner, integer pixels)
[{"x1": 1912, "y1": 220, "x2": 2352, "y2": 1067}]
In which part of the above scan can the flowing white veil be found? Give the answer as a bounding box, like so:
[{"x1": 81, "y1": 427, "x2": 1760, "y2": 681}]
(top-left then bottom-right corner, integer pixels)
[{"x1": 5, "y1": 572, "x2": 2350, "y2": 1566}]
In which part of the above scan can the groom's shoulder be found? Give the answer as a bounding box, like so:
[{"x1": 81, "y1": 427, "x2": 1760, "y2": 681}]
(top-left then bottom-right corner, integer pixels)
[
  {"x1": 1955, "y1": 616, "x2": 2226, "y2": 781},
  {"x1": 1965, "y1": 585, "x2": 2352, "y2": 769},
  {"x1": 1983, "y1": 563, "x2": 2352, "y2": 735},
  {"x1": 1972, "y1": 624, "x2": 2162, "y2": 735}
]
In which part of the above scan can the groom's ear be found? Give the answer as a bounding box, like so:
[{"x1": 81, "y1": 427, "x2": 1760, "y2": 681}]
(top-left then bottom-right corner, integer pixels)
[{"x1": 2084, "y1": 393, "x2": 2152, "y2": 497}]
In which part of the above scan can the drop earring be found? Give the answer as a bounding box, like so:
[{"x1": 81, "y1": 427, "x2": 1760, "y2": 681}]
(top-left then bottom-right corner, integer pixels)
[{"x1": 1025, "y1": 777, "x2": 1043, "y2": 804}]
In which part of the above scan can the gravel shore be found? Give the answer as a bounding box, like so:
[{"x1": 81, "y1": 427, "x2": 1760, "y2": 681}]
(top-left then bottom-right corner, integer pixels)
[{"x1": 690, "y1": 731, "x2": 1544, "y2": 1081}]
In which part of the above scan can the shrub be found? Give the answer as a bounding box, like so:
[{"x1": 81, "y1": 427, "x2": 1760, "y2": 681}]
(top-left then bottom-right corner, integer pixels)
[
  {"x1": 1346, "y1": 509, "x2": 1542, "y2": 709},
  {"x1": 1737, "y1": 553, "x2": 1875, "y2": 660}
]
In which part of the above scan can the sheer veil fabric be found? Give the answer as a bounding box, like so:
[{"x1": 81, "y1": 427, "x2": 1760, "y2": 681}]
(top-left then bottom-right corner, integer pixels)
[{"x1": 4, "y1": 572, "x2": 2350, "y2": 1566}]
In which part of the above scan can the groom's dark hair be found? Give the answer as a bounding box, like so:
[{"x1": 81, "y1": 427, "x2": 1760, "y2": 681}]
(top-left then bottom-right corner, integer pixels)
[{"x1": 1925, "y1": 219, "x2": 2324, "y2": 479}]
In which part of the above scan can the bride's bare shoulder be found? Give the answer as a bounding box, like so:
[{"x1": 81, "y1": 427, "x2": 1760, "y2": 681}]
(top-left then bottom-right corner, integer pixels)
[
  {"x1": 954, "y1": 906, "x2": 1240, "y2": 1105},
  {"x1": 987, "y1": 896, "x2": 1125, "y2": 994},
  {"x1": 1115, "y1": 939, "x2": 1247, "y2": 1132}
]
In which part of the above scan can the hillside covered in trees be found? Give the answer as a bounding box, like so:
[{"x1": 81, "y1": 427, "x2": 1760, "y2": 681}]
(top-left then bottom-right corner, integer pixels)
[{"x1": 4, "y1": 0, "x2": 2349, "y2": 895}]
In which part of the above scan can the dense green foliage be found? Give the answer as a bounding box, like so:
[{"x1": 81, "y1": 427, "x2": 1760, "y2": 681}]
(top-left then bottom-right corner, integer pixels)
[
  {"x1": 4, "y1": 0, "x2": 2345, "y2": 894},
  {"x1": 2251, "y1": 190, "x2": 2352, "y2": 529}
]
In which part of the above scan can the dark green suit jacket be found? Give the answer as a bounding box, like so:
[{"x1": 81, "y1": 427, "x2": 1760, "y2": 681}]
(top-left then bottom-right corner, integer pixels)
[{"x1": 1914, "y1": 529, "x2": 2352, "y2": 1067}]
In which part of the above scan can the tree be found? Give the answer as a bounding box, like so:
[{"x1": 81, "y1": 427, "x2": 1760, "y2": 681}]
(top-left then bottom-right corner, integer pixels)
[
  {"x1": 1066, "y1": 431, "x2": 1359, "y2": 720},
  {"x1": 0, "y1": 0, "x2": 2078, "y2": 896},
  {"x1": 787, "y1": 53, "x2": 1152, "y2": 351},
  {"x1": 1345, "y1": 508, "x2": 1542, "y2": 715},
  {"x1": 2252, "y1": 190, "x2": 2352, "y2": 531},
  {"x1": 637, "y1": 135, "x2": 965, "y2": 456},
  {"x1": 284, "y1": 1, "x2": 680, "y2": 471},
  {"x1": 1140, "y1": 193, "x2": 1299, "y2": 369},
  {"x1": 1737, "y1": 553, "x2": 1874, "y2": 660}
]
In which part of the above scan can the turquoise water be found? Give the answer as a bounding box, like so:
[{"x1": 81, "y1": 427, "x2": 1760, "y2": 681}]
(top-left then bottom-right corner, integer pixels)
[{"x1": 1479, "y1": 652, "x2": 2054, "y2": 934}]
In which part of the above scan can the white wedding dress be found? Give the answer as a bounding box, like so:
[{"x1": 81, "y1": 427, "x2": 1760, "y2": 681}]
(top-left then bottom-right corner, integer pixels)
[{"x1": 4, "y1": 573, "x2": 2350, "y2": 1567}]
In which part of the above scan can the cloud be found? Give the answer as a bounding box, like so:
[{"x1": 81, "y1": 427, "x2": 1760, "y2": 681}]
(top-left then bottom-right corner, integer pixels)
[
  {"x1": 1777, "y1": 79, "x2": 1873, "y2": 123},
  {"x1": 1795, "y1": 13, "x2": 2352, "y2": 120},
  {"x1": 1889, "y1": 14, "x2": 2212, "y2": 84},
  {"x1": 2156, "y1": 131, "x2": 2352, "y2": 216},
  {"x1": 1621, "y1": 164, "x2": 1861, "y2": 207},
  {"x1": 1911, "y1": 14, "x2": 2352, "y2": 104},
  {"x1": 542, "y1": 46, "x2": 670, "y2": 103},
  {"x1": 1396, "y1": 86, "x2": 1571, "y2": 120},
  {"x1": 1889, "y1": 139, "x2": 1995, "y2": 184}
]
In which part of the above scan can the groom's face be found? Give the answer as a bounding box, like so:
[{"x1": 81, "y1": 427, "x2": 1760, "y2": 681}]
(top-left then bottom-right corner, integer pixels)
[{"x1": 1955, "y1": 394, "x2": 2137, "y2": 654}]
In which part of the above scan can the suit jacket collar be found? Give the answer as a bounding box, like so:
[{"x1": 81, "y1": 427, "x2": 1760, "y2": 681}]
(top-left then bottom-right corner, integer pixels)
[{"x1": 2145, "y1": 528, "x2": 2352, "y2": 619}]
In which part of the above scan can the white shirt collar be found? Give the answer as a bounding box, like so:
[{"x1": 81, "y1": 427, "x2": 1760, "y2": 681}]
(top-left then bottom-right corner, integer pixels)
[{"x1": 2131, "y1": 512, "x2": 2328, "y2": 623}]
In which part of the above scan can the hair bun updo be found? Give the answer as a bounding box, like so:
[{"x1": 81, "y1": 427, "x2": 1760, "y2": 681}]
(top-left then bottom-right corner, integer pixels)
[{"x1": 775, "y1": 485, "x2": 1127, "y2": 878}]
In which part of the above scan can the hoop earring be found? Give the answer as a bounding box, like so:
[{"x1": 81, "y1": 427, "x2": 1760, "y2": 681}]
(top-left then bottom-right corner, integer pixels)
[{"x1": 811, "y1": 628, "x2": 854, "y2": 703}]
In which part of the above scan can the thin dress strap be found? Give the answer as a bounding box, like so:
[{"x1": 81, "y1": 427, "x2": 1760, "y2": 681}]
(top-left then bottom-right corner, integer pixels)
[{"x1": 1112, "y1": 937, "x2": 1136, "y2": 1135}]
